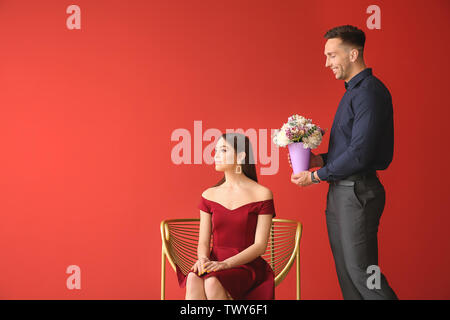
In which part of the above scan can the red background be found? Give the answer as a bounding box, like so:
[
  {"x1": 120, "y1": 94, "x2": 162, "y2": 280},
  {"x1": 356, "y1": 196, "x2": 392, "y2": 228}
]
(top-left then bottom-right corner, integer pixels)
[{"x1": 0, "y1": 0, "x2": 449, "y2": 299}]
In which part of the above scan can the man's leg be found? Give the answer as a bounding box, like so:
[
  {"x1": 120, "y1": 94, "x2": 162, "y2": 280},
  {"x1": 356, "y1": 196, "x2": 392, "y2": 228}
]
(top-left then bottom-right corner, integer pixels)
[
  {"x1": 336, "y1": 178, "x2": 398, "y2": 300},
  {"x1": 326, "y1": 185, "x2": 362, "y2": 299}
]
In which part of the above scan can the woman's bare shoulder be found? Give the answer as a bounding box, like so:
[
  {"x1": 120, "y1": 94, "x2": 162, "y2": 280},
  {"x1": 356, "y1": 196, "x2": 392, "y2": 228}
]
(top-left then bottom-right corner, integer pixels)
[
  {"x1": 201, "y1": 187, "x2": 218, "y2": 199},
  {"x1": 252, "y1": 183, "x2": 273, "y2": 200}
]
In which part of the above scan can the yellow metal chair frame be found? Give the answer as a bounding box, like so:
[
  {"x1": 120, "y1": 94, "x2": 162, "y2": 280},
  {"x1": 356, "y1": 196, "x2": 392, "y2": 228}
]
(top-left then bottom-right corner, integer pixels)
[{"x1": 160, "y1": 218, "x2": 302, "y2": 300}]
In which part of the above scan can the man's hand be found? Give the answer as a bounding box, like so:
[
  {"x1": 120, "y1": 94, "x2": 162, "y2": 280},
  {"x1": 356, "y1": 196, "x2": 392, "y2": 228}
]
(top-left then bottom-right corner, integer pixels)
[
  {"x1": 287, "y1": 151, "x2": 324, "y2": 169},
  {"x1": 291, "y1": 170, "x2": 314, "y2": 187}
]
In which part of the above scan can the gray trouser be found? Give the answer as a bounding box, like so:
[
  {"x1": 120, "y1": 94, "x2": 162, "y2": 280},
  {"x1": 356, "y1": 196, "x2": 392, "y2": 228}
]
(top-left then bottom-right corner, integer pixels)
[{"x1": 325, "y1": 175, "x2": 398, "y2": 300}]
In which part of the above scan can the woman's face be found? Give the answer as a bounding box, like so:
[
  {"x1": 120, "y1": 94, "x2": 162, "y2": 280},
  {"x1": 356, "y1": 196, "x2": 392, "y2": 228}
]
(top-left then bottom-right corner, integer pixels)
[{"x1": 214, "y1": 137, "x2": 237, "y2": 172}]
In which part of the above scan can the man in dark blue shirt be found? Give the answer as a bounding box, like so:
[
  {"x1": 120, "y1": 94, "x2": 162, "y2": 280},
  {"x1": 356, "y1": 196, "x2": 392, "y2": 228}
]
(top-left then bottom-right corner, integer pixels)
[
  {"x1": 290, "y1": 25, "x2": 398, "y2": 300},
  {"x1": 315, "y1": 66, "x2": 394, "y2": 181}
]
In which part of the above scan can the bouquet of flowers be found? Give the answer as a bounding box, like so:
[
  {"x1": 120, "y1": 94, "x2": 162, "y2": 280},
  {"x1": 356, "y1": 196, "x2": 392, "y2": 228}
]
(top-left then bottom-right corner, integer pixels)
[
  {"x1": 273, "y1": 114, "x2": 326, "y2": 173},
  {"x1": 273, "y1": 114, "x2": 325, "y2": 149}
]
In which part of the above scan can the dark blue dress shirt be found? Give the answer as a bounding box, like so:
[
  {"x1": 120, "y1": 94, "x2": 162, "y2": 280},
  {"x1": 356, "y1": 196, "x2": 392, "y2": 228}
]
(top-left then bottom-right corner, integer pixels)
[{"x1": 316, "y1": 68, "x2": 394, "y2": 181}]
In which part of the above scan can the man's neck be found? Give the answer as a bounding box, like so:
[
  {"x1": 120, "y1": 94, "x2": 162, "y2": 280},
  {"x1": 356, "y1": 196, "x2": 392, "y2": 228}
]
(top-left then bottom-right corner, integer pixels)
[{"x1": 345, "y1": 64, "x2": 367, "y2": 83}]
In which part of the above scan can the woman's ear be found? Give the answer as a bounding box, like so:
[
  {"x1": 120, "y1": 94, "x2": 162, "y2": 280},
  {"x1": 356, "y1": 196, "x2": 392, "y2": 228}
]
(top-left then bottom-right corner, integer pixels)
[{"x1": 237, "y1": 151, "x2": 246, "y2": 164}]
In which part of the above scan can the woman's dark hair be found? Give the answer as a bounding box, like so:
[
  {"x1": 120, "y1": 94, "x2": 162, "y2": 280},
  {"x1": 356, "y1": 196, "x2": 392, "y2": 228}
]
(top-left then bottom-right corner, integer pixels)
[
  {"x1": 212, "y1": 133, "x2": 258, "y2": 187},
  {"x1": 324, "y1": 25, "x2": 365, "y2": 57}
]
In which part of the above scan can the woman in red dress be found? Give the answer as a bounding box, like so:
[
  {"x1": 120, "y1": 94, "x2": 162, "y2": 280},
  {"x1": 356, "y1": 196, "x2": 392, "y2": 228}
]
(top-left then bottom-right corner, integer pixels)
[{"x1": 177, "y1": 133, "x2": 276, "y2": 300}]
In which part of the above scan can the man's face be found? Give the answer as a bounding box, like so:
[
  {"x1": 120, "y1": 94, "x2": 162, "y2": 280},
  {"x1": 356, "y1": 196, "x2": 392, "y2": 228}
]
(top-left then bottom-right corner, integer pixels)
[{"x1": 324, "y1": 38, "x2": 352, "y2": 81}]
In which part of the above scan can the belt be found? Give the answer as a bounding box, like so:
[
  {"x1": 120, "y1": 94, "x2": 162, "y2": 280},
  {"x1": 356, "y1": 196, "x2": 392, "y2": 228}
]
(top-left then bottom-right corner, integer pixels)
[{"x1": 328, "y1": 170, "x2": 378, "y2": 186}]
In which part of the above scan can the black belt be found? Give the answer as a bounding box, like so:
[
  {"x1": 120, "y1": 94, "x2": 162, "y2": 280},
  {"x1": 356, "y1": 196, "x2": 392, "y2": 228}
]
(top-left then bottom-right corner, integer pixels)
[{"x1": 328, "y1": 170, "x2": 378, "y2": 186}]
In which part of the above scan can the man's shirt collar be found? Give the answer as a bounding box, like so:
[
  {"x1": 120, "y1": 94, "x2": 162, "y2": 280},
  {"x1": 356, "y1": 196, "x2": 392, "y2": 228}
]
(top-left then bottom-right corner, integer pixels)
[{"x1": 344, "y1": 68, "x2": 372, "y2": 90}]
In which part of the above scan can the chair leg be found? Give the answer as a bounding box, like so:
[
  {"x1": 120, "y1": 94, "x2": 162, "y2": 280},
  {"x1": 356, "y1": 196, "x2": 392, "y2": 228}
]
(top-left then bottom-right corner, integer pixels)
[
  {"x1": 161, "y1": 247, "x2": 166, "y2": 300},
  {"x1": 296, "y1": 248, "x2": 300, "y2": 300}
]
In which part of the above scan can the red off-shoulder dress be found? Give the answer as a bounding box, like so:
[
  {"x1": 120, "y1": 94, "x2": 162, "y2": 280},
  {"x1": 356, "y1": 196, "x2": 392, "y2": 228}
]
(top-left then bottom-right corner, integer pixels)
[{"x1": 177, "y1": 195, "x2": 276, "y2": 300}]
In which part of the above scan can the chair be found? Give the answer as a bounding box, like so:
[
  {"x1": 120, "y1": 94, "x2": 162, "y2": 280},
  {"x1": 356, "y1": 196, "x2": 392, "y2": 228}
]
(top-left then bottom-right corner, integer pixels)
[{"x1": 160, "y1": 218, "x2": 303, "y2": 300}]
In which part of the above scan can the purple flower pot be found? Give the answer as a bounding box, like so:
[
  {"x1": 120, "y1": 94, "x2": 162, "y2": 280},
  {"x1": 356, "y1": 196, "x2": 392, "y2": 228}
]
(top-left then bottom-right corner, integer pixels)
[{"x1": 288, "y1": 142, "x2": 310, "y2": 174}]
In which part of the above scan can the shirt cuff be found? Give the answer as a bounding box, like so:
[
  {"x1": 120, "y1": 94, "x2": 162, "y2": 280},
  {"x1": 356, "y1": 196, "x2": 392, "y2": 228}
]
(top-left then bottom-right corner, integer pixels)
[{"x1": 316, "y1": 166, "x2": 329, "y2": 181}]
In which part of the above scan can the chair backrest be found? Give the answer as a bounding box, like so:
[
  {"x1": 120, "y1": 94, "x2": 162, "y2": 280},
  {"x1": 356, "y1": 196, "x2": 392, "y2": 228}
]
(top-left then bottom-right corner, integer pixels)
[{"x1": 160, "y1": 218, "x2": 302, "y2": 287}]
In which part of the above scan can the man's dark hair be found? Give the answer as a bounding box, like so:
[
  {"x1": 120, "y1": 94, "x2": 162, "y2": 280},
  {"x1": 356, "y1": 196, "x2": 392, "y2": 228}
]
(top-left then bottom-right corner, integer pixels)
[{"x1": 324, "y1": 25, "x2": 365, "y2": 58}]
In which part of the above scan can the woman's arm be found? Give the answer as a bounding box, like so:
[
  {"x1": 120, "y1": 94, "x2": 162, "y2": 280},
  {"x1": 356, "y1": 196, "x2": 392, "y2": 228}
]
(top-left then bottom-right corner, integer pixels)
[
  {"x1": 191, "y1": 210, "x2": 212, "y2": 275},
  {"x1": 197, "y1": 211, "x2": 212, "y2": 259}
]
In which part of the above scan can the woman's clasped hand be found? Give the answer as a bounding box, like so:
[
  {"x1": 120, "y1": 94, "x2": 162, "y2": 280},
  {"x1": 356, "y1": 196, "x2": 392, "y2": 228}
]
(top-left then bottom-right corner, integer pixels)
[{"x1": 190, "y1": 257, "x2": 230, "y2": 276}]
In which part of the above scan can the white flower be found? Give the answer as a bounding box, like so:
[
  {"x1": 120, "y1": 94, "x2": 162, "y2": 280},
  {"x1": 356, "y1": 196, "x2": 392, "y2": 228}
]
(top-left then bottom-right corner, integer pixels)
[
  {"x1": 288, "y1": 114, "x2": 307, "y2": 127},
  {"x1": 302, "y1": 129, "x2": 323, "y2": 149},
  {"x1": 272, "y1": 128, "x2": 290, "y2": 147},
  {"x1": 298, "y1": 117, "x2": 307, "y2": 126}
]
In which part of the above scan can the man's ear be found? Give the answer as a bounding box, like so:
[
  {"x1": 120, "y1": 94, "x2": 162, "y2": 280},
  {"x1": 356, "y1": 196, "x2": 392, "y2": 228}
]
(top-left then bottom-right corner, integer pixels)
[{"x1": 350, "y1": 48, "x2": 359, "y2": 62}]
